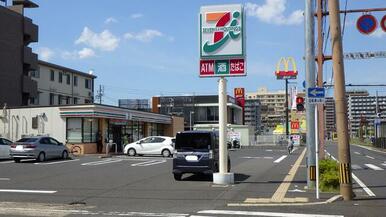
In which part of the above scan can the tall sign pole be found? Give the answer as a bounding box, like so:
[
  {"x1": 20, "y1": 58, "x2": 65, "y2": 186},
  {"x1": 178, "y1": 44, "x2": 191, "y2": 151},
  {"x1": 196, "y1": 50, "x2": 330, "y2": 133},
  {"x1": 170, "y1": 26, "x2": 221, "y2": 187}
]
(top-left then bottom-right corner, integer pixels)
[
  {"x1": 199, "y1": 4, "x2": 245, "y2": 185},
  {"x1": 328, "y1": 0, "x2": 353, "y2": 201},
  {"x1": 305, "y1": 0, "x2": 316, "y2": 188}
]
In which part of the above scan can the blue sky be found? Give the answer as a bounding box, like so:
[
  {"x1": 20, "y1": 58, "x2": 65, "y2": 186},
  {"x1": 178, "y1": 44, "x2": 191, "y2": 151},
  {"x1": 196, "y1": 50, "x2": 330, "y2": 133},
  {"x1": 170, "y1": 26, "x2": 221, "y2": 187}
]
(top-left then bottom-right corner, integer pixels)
[{"x1": 24, "y1": 0, "x2": 386, "y2": 105}]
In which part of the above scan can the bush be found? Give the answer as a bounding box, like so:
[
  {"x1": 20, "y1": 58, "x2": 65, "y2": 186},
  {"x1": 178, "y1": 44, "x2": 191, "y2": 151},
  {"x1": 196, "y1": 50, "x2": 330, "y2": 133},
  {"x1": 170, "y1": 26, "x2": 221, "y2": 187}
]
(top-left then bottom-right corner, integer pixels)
[{"x1": 319, "y1": 158, "x2": 340, "y2": 192}]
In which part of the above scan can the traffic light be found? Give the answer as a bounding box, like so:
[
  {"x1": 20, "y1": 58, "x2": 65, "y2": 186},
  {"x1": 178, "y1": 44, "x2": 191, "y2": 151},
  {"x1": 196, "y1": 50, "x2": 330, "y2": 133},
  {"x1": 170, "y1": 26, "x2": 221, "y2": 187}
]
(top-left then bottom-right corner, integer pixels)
[{"x1": 296, "y1": 97, "x2": 305, "y2": 111}]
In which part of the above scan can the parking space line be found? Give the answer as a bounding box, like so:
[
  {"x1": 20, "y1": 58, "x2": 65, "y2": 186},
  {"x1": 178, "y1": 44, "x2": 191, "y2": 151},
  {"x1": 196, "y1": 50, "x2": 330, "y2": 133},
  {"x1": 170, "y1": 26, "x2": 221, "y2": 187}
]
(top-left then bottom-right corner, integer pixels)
[
  {"x1": 0, "y1": 189, "x2": 56, "y2": 194},
  {"x1": 131, "y1": 160, "x2": 166, "y2": 167},
  {"x1": 263, "y1": 157, "x2": 273, "y2": 159},
  {"x1": 0, "y1": 178, "x2": 10, "y2": 181},
  {"x1": 34, "y1": 159, "x2": 80, "y2": 165},
  {"x1": 351, "y1": 164, "x2": 362, "y2": 170},
  {"x1": 81, "y1": 159, "x2": 123, "y2": 166},
  {"x1": 197, "y1": 210, "x2": 344, "y2": 217},
  {"x1": 364, "y1": 164, "x2": 383, "y2": 171},
  {"x1": 0, "y1": 160, "x2": 14, "y2": 164},
  {"x1": 273, "y1": 155, "x2": 287, "y2": 163}
]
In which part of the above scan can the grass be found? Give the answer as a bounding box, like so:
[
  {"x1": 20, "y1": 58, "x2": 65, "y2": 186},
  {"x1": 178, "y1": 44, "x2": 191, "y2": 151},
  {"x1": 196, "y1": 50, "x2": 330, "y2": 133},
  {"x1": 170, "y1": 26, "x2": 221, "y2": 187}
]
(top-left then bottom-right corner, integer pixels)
[
  {"x1": 350, "y1": 137, "x2": 373, "y2": 147},
  {"x1": 319, "y1": 158, "x2": 340, "y2": 193}
]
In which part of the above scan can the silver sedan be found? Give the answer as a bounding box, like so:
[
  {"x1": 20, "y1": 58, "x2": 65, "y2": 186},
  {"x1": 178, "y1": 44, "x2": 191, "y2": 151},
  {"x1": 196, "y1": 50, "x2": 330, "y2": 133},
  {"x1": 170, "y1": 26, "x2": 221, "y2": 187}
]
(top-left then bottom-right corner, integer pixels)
[{"x1": 10, "y1": 136, "x2": 69, "y2": 163}]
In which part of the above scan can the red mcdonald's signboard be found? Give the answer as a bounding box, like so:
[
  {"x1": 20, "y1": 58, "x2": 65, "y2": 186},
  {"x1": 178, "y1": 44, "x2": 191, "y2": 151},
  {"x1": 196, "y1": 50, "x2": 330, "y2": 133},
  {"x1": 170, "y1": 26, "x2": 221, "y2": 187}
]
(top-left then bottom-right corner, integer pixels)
[{"x1": 234, "y1": 88, "x2": 245, "y2": 124}]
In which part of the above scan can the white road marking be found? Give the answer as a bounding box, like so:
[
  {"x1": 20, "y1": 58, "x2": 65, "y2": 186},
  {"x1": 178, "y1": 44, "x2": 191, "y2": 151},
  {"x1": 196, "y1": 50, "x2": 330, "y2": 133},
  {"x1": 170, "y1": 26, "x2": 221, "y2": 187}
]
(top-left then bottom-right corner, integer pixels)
[
  {"x1": 365, "y1": 155, "x2": 375, "y2": 160},
  {"x1": 365, "y1": 164, "x2": 384, "y2": 171},
  {"x1": 0, "y1": 189, "x2": 56, "y2": 194},
  {"x1": 351, "y1": 164, "x2": 362, "y2": 170},
  {"x1": 263, "y1": 157, "x2": 273, "y2": 159},
  {"x1": 288, "y1": 189, "x2": 306, "y2": 193},
  {"x1": 34, "y1": 159, "x2": 80, "y2": 165},
  {"x1": 0, "y1": 178, "x2": 10, "y2": 181},
  {"x1": 266, "y1": 149, "x2": 273, "y2": 152},
  {"x1": 0, "y1": 160, "x2": 14, "y2": 164},
  {"x1": 382, "y1": 163, "x2": 386, "y2": 167},
  {"x1": 354, "y1": 151, "x2": 361, "y2": 155},
  {"x1": 273, "y1": 155, "x2": 287, "y2": 163},
  {"x1": 198, "y1": 210, "x2": 344, "y2": 217},
  {"x1": 81, "y1": 159, "x2": 122, "y2": 166},
  {"x1": 351, "y1": 173, "x2": 376, "y2": 197},
  {"x1": 131, "y1": 160, "x2": 166, "y2": 166},
  {"x1": 241, "y1": 157, "x2": 261, "y2": 159}
]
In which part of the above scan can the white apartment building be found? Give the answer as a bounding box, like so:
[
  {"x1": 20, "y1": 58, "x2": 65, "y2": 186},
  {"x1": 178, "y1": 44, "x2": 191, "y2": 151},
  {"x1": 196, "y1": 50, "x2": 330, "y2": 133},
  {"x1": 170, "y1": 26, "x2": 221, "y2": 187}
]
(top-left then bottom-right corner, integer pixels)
[
  {"x1": 246, "y1": 87, "x2": 286, "y2": 130},
  {"x1": 29, "y1": 60, "x2": 96, "y2": 106}
]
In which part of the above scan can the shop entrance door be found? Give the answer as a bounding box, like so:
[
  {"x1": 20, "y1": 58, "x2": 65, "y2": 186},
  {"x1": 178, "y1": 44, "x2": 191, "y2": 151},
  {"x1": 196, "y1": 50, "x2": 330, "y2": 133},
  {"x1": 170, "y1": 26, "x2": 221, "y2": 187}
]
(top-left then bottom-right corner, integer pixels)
[{"x1": 112, "y1": 125, "x2": 123, "y2": 152}]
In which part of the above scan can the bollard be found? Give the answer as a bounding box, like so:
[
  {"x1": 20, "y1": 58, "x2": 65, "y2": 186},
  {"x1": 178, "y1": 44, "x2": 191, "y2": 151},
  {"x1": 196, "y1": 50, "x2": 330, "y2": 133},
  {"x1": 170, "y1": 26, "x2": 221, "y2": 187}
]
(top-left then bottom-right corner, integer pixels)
[{"x1": 106, "y1": 140, "x2": 113, "y2": 156}]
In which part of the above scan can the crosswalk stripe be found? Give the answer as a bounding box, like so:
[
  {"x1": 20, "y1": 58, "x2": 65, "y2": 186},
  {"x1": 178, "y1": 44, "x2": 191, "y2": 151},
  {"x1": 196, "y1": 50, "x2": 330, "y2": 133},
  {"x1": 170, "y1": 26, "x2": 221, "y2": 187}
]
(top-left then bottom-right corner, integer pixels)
[
  {"x1": 131, "y1": 160, "x2": 166, "y2": 166},
  {"x1": 197, "y1": 210, "x2": 344, "y2": 217},
  {"x1": 351, "y1": 164, "x2": 362, "y2": 170},
  {"x1": 365, "y1": 164, "x2": 384, "y2": 171},
  {"x1": 365, "y1": 155, "x2": 375, "y2": 160},
  {"x1": 354, "y1": 152, "x2": 360, "y2": 155},
  {"x1": 81, "y1": 159, "x2": 122, "y2": 166},
  {"x1": 273, "y1": 155, "x2": 287, "y2": 163}
]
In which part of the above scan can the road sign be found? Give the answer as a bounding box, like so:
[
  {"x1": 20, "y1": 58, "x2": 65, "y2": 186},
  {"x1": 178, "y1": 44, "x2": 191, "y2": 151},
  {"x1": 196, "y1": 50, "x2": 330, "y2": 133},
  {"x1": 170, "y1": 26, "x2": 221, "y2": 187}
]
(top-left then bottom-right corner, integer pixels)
[
  {"x1": 200, "y1": 59, "x2": 245, "y2": 77},
  {"x1": 308, "y1": 87, "x2": 325, "y2": 98},
  {"x1": 381, "y1": 15, "x2": 386, "y2": 32},
  {"x1": 374, "y1": 118, "x2": 381, "y2": 126},
  {"x1": 307, "y1": 87, "x2": 325, "y2": 104},
  {"x1": 356, "y1": 14, "x2": 378, "y2": 35}
]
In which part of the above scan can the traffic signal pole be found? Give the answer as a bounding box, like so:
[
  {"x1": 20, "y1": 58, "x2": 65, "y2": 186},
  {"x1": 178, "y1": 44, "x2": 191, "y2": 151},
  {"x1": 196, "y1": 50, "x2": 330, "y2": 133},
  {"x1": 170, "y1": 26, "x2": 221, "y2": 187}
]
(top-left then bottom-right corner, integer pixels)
[
  {"x1": 328, "y1": 0, "x2": 353, "y2": 200},
  {"x1": 285, "y1": 78, "x2": 289, "y2": 137},
  {"x1": 305, "y1": 0, "x2": 316, "y2": 188}
]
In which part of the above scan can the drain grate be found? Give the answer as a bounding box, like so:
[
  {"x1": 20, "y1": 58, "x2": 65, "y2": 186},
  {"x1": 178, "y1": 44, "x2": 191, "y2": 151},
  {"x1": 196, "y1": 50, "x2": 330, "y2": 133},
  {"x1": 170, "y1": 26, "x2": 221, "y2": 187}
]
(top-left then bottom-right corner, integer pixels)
[{"x1": 69, "y1": 201, "x2": 86, "y2": 205}]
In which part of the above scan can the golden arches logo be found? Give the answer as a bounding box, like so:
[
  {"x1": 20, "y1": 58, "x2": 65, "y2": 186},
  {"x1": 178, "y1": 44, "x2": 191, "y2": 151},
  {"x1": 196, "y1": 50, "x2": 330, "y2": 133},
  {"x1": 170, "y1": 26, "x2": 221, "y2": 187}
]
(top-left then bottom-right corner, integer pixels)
[
  {"x1": 275, "y1": 57, "x2": 298, "y2": 79},
  {"x1": 234, "y1": 88, "x2": 244, "y2": 97}
]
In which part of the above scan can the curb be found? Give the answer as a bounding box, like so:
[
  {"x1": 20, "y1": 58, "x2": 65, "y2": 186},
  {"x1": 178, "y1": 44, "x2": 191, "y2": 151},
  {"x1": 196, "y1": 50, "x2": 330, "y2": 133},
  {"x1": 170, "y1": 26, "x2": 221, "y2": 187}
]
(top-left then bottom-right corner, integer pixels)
[{"x1": 227, "y1": 195, "x2": 343, "y2": 207}]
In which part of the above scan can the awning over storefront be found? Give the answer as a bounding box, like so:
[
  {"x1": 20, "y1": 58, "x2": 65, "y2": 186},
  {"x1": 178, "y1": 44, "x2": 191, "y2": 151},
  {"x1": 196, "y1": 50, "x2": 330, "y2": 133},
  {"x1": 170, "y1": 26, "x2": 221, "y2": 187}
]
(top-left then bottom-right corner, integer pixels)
[{"x1": 59, "y1": 104, "x2": 172, "y2": 124}]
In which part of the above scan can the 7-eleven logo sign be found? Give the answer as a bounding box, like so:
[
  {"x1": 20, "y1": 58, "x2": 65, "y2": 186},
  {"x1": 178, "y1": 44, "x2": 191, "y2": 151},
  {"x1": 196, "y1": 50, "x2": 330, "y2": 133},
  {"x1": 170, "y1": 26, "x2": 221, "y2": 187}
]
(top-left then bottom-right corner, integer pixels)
[{"x1": 200, "y1": 4, "x2": 244, "y2": 58}]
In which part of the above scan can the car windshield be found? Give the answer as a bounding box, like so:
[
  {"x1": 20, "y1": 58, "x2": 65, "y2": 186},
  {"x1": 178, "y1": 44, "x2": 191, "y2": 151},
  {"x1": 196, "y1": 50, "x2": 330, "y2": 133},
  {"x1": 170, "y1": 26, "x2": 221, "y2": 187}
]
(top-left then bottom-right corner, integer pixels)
[
  {"x1": 16, "y1": 138, "x2": 38, "y2": 142},
  {"x1": 175, "y1": 133, "x2": 211, "y2": 150}
]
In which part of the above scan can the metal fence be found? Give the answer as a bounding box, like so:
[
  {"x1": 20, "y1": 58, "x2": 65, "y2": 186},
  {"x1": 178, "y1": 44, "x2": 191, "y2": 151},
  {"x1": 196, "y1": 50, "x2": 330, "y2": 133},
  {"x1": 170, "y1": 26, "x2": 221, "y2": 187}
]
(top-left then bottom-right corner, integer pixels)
[{"x1": 250, "y1": 135, "x2": 288, "y2": 146}]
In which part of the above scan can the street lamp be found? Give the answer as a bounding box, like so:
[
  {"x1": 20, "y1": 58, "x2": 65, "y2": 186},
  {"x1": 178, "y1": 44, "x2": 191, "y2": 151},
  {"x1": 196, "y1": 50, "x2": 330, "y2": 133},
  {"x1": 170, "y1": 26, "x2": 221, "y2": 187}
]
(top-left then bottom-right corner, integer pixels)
[{"x1": 189, "y1": 111, "x2": 195, "y2": 131}]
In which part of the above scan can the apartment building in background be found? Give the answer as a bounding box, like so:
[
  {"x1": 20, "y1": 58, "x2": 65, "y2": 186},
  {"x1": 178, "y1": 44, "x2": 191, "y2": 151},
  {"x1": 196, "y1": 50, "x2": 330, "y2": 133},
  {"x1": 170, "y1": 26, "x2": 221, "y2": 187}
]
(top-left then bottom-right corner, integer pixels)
[
  {"x1": 118, "y1": 99, "x2": 150, "y2": 111},
  {"x1": 246, "y1": 87, "x2": 286, "y2": 131},
  {"x1": 244, "y1": 98, "x2": 261, "y2": 135},
  {"x1": 0, "y1": 0, "x2": 39, "y2": 106},
  {"x1": 29, "y1": 61, "x2": 96, "y2": 106}
]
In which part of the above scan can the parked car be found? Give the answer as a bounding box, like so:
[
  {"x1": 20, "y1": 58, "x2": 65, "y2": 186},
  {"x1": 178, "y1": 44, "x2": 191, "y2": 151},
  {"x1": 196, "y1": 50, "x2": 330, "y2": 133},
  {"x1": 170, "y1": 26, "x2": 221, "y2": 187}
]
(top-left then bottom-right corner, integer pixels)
[
  {"x1": 123, "y1": 136, "x2": 174, "y2": 157},
  {"x1": 10, "y1": 136, "x2": 69, "y2": 163},
  {"x1": 0, "y1": 138, "x2": 12, "y2": 159},
  {"x1": 173, "y1": 131, "x2": 231, "y2": 181}
]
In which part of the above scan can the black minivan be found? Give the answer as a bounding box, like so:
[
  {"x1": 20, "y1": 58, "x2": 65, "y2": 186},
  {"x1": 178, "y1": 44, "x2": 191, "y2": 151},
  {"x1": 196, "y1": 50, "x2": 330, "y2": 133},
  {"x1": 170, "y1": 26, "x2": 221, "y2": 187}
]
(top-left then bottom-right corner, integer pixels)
[{"x1": 172, "y1": 131, "x2": 230, "y2": 181}]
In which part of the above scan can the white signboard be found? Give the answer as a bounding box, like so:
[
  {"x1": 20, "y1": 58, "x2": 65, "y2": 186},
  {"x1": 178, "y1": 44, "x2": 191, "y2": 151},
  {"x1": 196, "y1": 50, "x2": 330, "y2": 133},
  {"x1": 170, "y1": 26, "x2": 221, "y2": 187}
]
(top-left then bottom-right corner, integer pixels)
[{"x1": 200, "y1": 4, "x2": 244, "y2": 58}]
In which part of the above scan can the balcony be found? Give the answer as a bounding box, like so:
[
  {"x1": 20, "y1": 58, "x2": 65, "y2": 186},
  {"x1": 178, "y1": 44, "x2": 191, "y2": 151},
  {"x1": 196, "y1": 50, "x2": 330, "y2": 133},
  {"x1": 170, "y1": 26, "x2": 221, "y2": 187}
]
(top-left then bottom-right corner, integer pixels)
[
  {"x1": 24, "y1": 17, "x2": 38, "y2": 44},
  {"x1": 22, "y1": 75, "x2": 38, "y2": 97},
  {"x1": 24, "y1": 46, "x2": 38, "y2": 70}
]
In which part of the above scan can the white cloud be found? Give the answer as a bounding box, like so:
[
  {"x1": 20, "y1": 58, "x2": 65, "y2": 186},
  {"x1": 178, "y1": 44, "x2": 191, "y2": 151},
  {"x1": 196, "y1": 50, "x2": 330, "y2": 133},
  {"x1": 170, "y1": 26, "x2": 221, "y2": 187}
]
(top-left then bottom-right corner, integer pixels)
[
  {"x1": 37, "y1": 47, "x2": 54, "y2": 61},
  {"x1": 75, "y1": 27, "x2": 119, "y2": 51},
  {"x1": 245, "y1": 0, "x2": 303, "y2": 25},
  {"x1": 131, "y1": 13, "x2": 143, "y2": 19},
  {"x1": 78, "y1": 48, "x2": 96, "y2": 59},
  {"x1": 104, "y1": 17, "x2": 118, "y2": 24},
  {"x1": 124, "y1": 29, "x2": 164, "y2": 42},
  {"x1": 61, "y1": 48, "x2": 96, "y2": 60},
  {"x1": 371, "y1": 28, "x2": 386, "y2": 38}
]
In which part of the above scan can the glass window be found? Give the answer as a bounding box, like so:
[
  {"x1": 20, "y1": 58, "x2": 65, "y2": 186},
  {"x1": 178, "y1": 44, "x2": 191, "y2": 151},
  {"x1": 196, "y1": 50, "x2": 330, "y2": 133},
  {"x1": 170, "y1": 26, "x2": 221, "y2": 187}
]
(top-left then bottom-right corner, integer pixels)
[
  {"x1": 66, "y1": 96, "x2": 71, "y2": 104},
  {"x1": 49, "y1": 138, "x2": 60, "y2": 145},
  {"x1": 74, "y1": 97, "x2": 78, "y2": 104},
  {"x1": 58, "y1": 95, "x2": 62, "y2": 105},
  {"x1": 50, "y1": 93, "x2": 55, "y2": 105},
  {"x1": 85, "y1": 79, "x2": 92, "y2": 89},
  {"x1": 59, "y1": 72, "x2": 63, "y2": 83},
  {"x1": 66, "y1": 74, "x2": 71, "y2": 85},
  {"x1": 50, "y1": 70, "x2": 55, "y2": 81},
  {"x1": 67, "y1": 118, "x2": 82, "y2": 143},
  {"x1": 82, "y1": 118, "x2": 98, "y2": 143},
  {"x1": 153, "y1": 137, "x2": 165, "y2": 143},
  {"x1": 17, "y1": 138, "x2": 38, "y2": 142},
  {"x1": 74, "y1": 76, "x2": 78, "y2": 86}
]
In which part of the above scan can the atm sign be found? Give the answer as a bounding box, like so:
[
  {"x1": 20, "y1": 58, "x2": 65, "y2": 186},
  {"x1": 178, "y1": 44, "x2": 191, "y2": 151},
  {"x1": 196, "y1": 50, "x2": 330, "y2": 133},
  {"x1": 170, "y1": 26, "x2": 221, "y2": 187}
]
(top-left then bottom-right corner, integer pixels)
[{"x1": 200, "y1": 59, "x2": 245, "y2": 77}]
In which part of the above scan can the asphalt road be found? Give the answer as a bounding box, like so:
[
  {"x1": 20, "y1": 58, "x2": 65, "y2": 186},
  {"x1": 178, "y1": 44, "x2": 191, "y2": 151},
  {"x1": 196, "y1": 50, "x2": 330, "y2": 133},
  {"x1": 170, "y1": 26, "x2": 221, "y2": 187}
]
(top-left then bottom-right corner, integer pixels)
[{"x1": 0, "y1": 145, "x2": 385, "y2": 217}]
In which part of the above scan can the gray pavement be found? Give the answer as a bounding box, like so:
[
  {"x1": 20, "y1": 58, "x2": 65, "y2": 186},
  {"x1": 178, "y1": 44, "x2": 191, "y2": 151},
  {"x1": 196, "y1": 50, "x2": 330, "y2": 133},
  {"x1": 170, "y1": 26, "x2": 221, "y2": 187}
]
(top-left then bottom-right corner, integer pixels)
[{"x1": 0, "y1": 145, "x2": 385, "y2": 216}]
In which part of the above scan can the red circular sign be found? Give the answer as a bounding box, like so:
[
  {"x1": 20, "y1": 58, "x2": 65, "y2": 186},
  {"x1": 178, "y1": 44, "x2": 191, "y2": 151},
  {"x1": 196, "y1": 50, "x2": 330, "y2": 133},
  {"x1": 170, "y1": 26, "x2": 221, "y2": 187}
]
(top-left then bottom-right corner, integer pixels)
[
  {"x1": 381, "y1": 15, "x2": 386, "y2": 32},
  {"x1": 356, "y1": 14, "x2": 378, "y2": 35}
]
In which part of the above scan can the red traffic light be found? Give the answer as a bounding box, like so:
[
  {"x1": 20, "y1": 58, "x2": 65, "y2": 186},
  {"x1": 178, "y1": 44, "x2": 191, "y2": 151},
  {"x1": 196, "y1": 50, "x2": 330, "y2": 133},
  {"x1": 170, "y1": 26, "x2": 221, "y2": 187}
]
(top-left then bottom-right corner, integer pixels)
[{"x1": 296, "y1": 97, "x2": 304, "y2": 104}]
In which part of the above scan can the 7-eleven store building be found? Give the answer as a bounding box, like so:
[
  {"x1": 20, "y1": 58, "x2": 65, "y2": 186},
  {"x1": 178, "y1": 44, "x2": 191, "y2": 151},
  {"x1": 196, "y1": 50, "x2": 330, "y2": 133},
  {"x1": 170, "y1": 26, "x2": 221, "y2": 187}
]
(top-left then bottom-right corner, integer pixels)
[{"x1": 0, "y1": 104, "x2": 184, "y2": 154}]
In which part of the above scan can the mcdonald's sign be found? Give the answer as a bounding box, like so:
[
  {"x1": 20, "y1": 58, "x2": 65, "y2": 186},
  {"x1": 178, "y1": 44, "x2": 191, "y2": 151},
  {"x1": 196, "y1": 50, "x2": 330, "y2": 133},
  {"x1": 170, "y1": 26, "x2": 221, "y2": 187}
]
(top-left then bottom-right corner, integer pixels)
[
  {"x1": 275, "y1": 57, "x2": 298, "y2": 80},
  {"x1": 234, "y1": 88, "x2": 245, "y2": 124}
]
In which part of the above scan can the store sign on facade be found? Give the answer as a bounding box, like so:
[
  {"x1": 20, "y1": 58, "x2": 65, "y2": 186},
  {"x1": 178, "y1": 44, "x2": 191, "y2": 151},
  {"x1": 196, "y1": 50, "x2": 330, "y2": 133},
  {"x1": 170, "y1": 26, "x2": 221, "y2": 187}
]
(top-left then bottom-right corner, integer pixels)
[{"x1": 275, "y1": 57, "x2": 298, "y2": 80}]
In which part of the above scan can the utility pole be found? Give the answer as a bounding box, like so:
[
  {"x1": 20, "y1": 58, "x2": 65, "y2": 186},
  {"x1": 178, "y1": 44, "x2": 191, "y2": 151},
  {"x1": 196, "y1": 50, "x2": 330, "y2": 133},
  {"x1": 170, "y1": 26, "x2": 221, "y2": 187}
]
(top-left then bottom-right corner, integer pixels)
[
  {"x1": 316, "y1": 0, "x2": 325, "y2": 159},
  {"x1": 96, "y1": 85, "x2": 104, "y2": 104},
  {"x1": 305, "y1": 0, "x2": 317, "y2": 188},
  {"x1": 328, "y1": 0, "x2": 353, "y2": 201}
]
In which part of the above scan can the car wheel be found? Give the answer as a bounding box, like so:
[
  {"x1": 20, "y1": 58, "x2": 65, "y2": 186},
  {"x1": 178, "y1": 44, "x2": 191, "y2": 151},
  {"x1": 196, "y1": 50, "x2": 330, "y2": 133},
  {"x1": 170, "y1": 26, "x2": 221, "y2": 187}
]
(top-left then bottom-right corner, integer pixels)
[
  {"x1": 37, "y1": 152, "x2": 46, "y2": 162},
  {"x1": 14, "y1": 158, "x2": 21, "y2": 163},
  {"x1": 128, "y1": 148, "x2": 136, "y2": 156},
  {"x1": 173, "y1": 173, "x2": 182, "y2": 181},
  {"x1": 161, "y1": 149, "x2": 171, "y2": 158},
  {"x1": 62, "y1": 150, "x2": 69, "y2": 159}
]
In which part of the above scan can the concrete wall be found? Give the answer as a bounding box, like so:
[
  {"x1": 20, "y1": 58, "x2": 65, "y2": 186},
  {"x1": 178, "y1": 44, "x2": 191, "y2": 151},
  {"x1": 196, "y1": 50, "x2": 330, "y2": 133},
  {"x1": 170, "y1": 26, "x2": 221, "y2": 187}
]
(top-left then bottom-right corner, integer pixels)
[{"x1": 0, "y1": 107, "x2": 66, "y2": 143}]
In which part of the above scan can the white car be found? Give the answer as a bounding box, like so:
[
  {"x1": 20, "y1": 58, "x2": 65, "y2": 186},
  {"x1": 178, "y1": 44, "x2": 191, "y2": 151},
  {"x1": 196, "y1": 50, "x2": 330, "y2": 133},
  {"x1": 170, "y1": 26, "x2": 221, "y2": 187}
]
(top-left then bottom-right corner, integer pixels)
[{"x1": 123, "y1": 136, "x2": 175, "y2": 157}]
